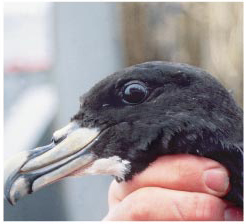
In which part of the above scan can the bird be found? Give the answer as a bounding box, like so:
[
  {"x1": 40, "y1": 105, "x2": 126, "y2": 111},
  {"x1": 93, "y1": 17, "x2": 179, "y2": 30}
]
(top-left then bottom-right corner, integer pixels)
[{"x1": 4, "y1": 61, "x2": 243, "y2": 208}]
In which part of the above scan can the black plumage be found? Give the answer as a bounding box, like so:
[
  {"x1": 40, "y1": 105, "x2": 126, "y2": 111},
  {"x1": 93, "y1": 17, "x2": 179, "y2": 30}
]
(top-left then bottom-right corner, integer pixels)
[
  {"x1": 71, "y1": 61, "x2": 243, "y2": 206},
  {"x1": 5, "y1": 61, "x2": 243, "y2": 208}
]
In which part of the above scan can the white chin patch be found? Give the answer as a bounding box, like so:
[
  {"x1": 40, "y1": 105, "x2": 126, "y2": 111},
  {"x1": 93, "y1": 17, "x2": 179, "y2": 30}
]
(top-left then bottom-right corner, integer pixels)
[{"x1": 71, "y1": 156, "x2": 131, "y2": 181}]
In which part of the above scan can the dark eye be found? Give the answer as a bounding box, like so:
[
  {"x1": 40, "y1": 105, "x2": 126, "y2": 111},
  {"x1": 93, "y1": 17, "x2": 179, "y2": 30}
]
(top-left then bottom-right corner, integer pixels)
[{"x1": 122, "y1": 81, "x2": 148, "y2": 104}]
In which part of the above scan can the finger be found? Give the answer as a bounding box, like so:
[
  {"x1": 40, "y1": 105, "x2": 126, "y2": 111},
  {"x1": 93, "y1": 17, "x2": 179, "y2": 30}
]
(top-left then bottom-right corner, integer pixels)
[
  {"x1": 108, "y1": 154, "x2": 230, "y2": 208},
  {"x1": 104, "y1": 187, "x2": 242, "y2": 221}
]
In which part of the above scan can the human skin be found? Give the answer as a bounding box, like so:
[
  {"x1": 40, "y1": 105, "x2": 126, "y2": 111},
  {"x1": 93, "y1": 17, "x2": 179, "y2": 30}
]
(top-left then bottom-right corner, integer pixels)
[{"x1": 103, "y1": 154, "x2": 243, "y2": 221}]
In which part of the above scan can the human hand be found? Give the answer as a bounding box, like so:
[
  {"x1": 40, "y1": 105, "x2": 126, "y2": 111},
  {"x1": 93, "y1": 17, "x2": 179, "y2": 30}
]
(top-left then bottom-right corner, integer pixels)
[{"x1": 103, "y1": 154, "x2": 243, "y2": 221}]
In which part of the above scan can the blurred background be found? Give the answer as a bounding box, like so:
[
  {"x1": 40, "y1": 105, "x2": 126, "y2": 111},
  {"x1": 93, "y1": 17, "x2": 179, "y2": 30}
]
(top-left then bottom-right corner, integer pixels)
[{"x1": 4, "y1": 2, "x2": 243, "y2": 221}]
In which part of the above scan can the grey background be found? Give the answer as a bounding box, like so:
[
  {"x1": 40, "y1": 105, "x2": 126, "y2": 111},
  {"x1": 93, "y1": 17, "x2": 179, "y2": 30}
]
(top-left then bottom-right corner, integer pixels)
[{"x1": 4, "y1": 3, "x2": 124, "y2": 221}]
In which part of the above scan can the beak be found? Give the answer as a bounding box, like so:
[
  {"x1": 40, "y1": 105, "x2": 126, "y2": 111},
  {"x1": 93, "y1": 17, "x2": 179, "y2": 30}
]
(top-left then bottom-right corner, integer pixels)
[{"x1": 4, "y1": 122, "x2": 100, "y2": 205}]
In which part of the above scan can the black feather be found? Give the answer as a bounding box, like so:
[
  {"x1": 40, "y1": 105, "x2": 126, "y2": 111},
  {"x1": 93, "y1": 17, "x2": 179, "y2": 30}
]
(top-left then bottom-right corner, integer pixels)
[{"x1": 71, "y1": 61, "x2": 243, "y2": 207}]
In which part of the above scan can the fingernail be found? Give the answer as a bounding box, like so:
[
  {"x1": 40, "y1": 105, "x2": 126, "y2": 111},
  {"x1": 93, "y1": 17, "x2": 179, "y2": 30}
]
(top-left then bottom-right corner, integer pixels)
[
  {"x1": 204, "y1": 168, "x2": 229, "y2": 193},
  {"x1": 224, "y1": 207, "x2": 243, "y2": 221}
]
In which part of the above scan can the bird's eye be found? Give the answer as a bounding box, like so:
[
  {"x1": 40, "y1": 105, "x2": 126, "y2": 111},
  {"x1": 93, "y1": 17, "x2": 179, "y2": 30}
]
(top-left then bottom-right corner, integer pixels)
[{"x1": 122, "y1": 81, "x2": 148, "y2": 105}]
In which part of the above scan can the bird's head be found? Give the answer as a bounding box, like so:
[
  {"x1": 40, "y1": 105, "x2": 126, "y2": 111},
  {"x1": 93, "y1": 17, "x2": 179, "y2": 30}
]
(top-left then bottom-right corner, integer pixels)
[{"x1": 4, "y1": 61, "x2": 242, "y2": 205}]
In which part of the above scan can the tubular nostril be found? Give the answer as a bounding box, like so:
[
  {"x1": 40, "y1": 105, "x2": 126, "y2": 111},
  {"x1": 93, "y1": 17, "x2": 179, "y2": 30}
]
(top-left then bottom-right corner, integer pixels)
[
  {"x1": 52, "y1": 121, "x2": 80, "y2": 145},
  {"x1": 52, "y1": 136, "x2": 66, "y2": 144}
]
